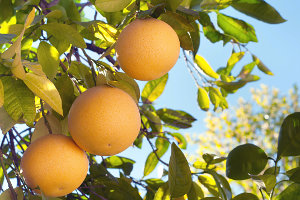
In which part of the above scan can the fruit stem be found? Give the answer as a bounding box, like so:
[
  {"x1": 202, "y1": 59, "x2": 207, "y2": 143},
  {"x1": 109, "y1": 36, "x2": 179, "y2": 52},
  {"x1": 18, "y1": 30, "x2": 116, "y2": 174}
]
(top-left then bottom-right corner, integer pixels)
[{"x1": 0, "y1": 149, "x2": 18, "y2": 200}]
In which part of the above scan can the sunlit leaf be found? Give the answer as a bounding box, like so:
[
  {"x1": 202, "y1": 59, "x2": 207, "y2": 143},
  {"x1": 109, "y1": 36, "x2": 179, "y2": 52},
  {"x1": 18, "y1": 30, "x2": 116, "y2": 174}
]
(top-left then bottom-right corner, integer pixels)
[
  {"x1": 157, "y1": 108, "x2": 196, "y2": 129},
  {"x1": 197, "y1": 87, "x2": 210, "y2": 111},
  {"x1": 142, "y1": 74, "x2": 168, "y2": 103},
  {"x1": 275, "y1": 183, "x2": 300, "y2": 200},
  {"x1": 166, "y1": 132, "x2": 187, "y2": 149},
  {"x1": 37, "y1": 42, "x2": 59, "y2": 80},
  {"x1": 252, "y1": 54, "x2": 273, "y2": 75},
  {"x1": 104, "y1": 156, "x2": 135, "y2": 176},
  {"x1": 217, "y1": 13, "x2": 257, "y2": 43},
  {"x1": 250, "y1": 174, "x2": 276, "y2": 193},
  {"x1": 187, "y1": 181, "x2": 204, "y2": 200},
  {"x1": 198, "y1": 174, "x2": 219, "y2": 197},
  {"x1": 195, "y1": 55, "x2": 219, "y2": 79},
  {"x1": 95, "y1": 0, "x2": 132, "y2": 12},
  {"x1": 154, "y1": 182, "x2": 170, "y2": 200},
  {"x1": 23, "y1": 73, "x2": 63, "y2": 116},
  {"x1": 143, "y1": 110, "x2": 163, "y2": 133}
]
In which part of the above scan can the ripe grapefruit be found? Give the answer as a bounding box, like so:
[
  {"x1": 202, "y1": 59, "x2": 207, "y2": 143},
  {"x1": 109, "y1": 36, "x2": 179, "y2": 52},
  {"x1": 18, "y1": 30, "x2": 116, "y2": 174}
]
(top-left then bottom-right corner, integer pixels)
[
  {"x1": 68, "y1": 85, "x2": 141, "y2": 156},
  {"x1": 115, "y1": 18, "x2": 180, "y2": 81},
  {"x1": 20, "y1": 134, "x2": 88, "y2": 197}
]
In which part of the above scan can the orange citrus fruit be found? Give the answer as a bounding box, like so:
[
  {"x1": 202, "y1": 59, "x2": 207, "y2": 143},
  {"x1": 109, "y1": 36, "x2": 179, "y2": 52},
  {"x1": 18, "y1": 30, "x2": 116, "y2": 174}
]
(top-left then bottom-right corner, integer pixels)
[
  {"x1": 68, "y1": 85, "x2": 141, "y2": 156},
  {"x1": 115, "y1": 18, "x2": 180, "y2": 81},
  {"x1": 20, "y1": 134, "x2": 88, "y2": 197}
]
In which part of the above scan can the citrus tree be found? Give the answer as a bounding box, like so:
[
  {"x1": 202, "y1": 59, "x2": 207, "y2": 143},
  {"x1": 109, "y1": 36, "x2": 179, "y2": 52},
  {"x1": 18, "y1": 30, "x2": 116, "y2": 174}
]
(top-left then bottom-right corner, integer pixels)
[{"x1": 1, "y1": 0, "x2": 299, "y2": 200}]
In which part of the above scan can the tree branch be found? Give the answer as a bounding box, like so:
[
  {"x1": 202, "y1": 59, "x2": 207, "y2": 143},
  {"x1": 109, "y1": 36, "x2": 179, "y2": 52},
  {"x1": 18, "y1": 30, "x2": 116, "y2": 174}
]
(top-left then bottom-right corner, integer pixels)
[{"x1": 0, "y1": 150, "x2": 18, "y2": 200}]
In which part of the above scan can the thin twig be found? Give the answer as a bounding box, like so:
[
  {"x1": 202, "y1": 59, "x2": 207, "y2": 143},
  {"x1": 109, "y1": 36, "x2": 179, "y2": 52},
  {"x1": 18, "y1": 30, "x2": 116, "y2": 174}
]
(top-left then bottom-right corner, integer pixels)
[
  {"x1": 81, "y1": 48, "x2": 97, "y2": 86},
  {"x1": 0, "y1": 150, "x2": 18, "y2": 200},
  {"x1": 40, "y1": 99, "x2": 52, "y2": 134}
]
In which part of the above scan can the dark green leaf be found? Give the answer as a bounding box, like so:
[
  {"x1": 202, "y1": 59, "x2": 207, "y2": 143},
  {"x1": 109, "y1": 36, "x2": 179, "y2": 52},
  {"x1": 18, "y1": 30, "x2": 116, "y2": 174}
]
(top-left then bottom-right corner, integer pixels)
[
  {"x1": 115, "y1": 72, "x2": 140, "y2": 101},
  {"x1": 286, "y1": 167, "x2": 300, "y2": 183},
  {"x1": 159, "y1": 12, "x2": 195, "y2": 32},
  {"x1": 226, "y1": 143, "x2": 268, "y2": 180},
  {"x1": 232, "y1": 193, "x2": 259, "y2": 200},
  {"x1": 232, "y1": 0, "x2": 286, "y2": 24},
  {"x1": 142, "y1": 74, "x2": 168, "y2": 103},
  {"x1": 217, "y1": 13, "x2": 257, "y2": 43},
  {"x1": 277, "y1": 112, "x2": 300, "y2": 157},
  {"x1": 69, "y1": 62, "x2": 94, "y2": 88},
  {"x1": 187, "y1": 181, "x2": 204, "y2": 200},
  {"x1": 190, "y1": 22, "x2": 200, "y2": 57},
  {"x1": 0, "y1": 107, "x2": 15, "y2": 134},
  {"x1": 0, "y1": 34, "x2": 16, "y2": 44},
  {"x1": 143, "y1": 110, "x2": 163, "y2": 133},
  {"x1": 54, "y1": 74, "x2": 75, "y2": 117},
  {"x1": 275, "y1": 183, "x2": 300, "y2": 200},
  {"x1": 200, "y1": 0, "x2": 232, "y2": 10},
  {"x1": 169, "y1": 143, "x2": 192, "y2": 198},
  {"x1": 206, "y1": 170, "x2": 232, "y2": 200},
  {"x1": 177, "y1": 30, "x2": 194, "y2": 50},
  {"x1": 157, "y1": 108, "x2": 196, "y2": 129},
  {"x1": 2, "y1": 77, "x2": 35, "y2": 126}
]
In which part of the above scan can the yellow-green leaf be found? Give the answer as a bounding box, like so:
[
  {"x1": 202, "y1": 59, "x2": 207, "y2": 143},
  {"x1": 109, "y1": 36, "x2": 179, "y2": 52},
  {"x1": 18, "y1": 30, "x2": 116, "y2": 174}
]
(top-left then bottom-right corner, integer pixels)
[
  {"x1": 0, "y1": 187, "x2": 23, "y2": 200},
  {"x1": 41, "y1": 23, "x2": 86, "y2": 48},
  {"x1": 0, "y1": 107, "x2": 15, "y2": 134},
  {"x1": 37, "y1": 41, "x2": 59, "y2": 80},
  {"x1": 108, "y1": 80, "x2": 139, "y2": 103},
  {"x1": 197, "y1": 87, "x2": 210, "y2": 111},
  {"x1": 225, "y1": 52, "x2": 245, "y2": 75},
  {"x1": 252, "y1": 54, "x2": 273, "y2": 75},
  {"x1": 142, "y1": 74, "x2": 168, "y2": 103},
  {"x1": 95, "y1": 0, "x2": 132, "y2": 12},
  {"x1": 11, "y1": 51, "x2": 26, "y2": 79},
  {"x1": 195, "y1": 55, "x2": 219, "y2": 79},
  {"x1": 0, "y1": 80, "x2": 3, "y2": 107},
  {"x1": 154, "y1": 183, "x2": 170, "y2": 200},
  {"x1": 24, "y1": 8, "x2": 36, "y2": 28},
  {"x1": 23, "y1": 73, "x2": 63, "y2": 116}
]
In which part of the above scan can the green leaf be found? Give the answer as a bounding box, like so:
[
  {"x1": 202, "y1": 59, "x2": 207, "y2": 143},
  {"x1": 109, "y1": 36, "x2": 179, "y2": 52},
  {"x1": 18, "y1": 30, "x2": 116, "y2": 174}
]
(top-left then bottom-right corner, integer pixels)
[
  {"x1": 286, "y1": 167, "x2": 300, "y2": 183},
  {"x1": 37, "y1": 41, "x2": 59, "y2": 80},
  {"x1": 49, "y1": 37, "x2": 70, "y2": 55},
  {"x1": 115, "y1": 72, "x2": 140, "y2": 101},
  {"x1": 250, "y1": 174, "x2": 276, "y2": 193},
  {"x1": 154, "y1": 182, "x2": 170, "y2": 200},
  {"x1": 208, "y1": 87, "x2": 226, "y2": 111},
  {"x1": 54, "y1": 74, "x2": 75, "y2": 117},
  {"x1": 217, "y1": 13, "x2": 257, "y2": 43},
  {"x1": 201, "y1": 198, "x2": 222, "y2": 200},
  {"x1": 187, "y1": 181, "x2": 204, "y2": 200},
  {"x1": 41, "y1": 23, "x2": 86, "y2": 48},
  {"x1": 144, "y1": 137, "x2": 169, "y2": 176},
  {"x1": 232, "y1": 193, "x2": 259, "y2": 200},
  {"x1": 157, "y1": 108, "x2": 196, "y2": 129},
  {"x1": 143, "y1": 110, "x2": 163, "y2": 133},
  {"x1": 104, "y1": 156, "x2": 135, "y2": 176},
  {"x1": 197, "y1": 87, "x2": 210, "y2": 111},
  {"x1": 177, "y1": 30, "x2": 194, "y2": 51},
  {"x1": 232, "y1": 0, "x2": 286, "y2": 24},
  {"x1": 0, "y1": 79, "x2": 3, "y2": 107},
  {"x1": 142, "y1": 74, "x2": 168, "y2": 103},
  {"x1": 169, "y1": 143, "x2": 192, "y2": 198},
  {"x1": 198, "y1": 12, "x2": 224, "y2": 43},
  {"x1": 238, "y1": 62, "x2": 256, "y2": 78},
  {"x1": 108, "y1": 80, "x2": 139, "y2": 103},
  {"x1": 0, "y1": 187, "x2": 23, "y2": 200},
  {"x1": 206, "y1": 170, "x2": 232, "y2": 200},
  {"x1": 226, "y1": 143, "x2": 268, "y2": 180},
  {"x1": 167, "y1": 0, "x2": 183, "y2": 12},
  {"x1": 58, "y1": 0, "x2": 81, "y2": 22},
  {"x1": 252, "y1": 54, "x2": 274, "y2": 75},
  {"x1": 2, "y1": 76, "x2": 35, "y2": 126},
  {"x1": 277, "y1": 112, "x2": 300, "y2": 157},
  {"x1": 23, "y1": 73, "x2": 63, "y2": 116},
  {"x1": 195, "y1": 55, "x2": 219, "y2": 79},
  {"x1": 224, "y1": 51, "x2": 245, "y2": 75},
  {"x1": 0, "y1": 107, "x2": 15, "y2": 134},
  {"x1": 166, "y1": 132, "x2": 187, "y2": 149},
  {"x1": 0, "y1": 34, "x2": 16, "y2": 44},
  {"x1": 69, "y1": 62, "x2": 94, "y2": 88},
  {"x1": 275, "y1": 183, "x2": 300, "y2": 200},
  {"x1": 95, "y1": 0, "x2": 132, "y2": 12},
  {"x1": 190, "y1": 22, "x2": 200, "y2": 57},
  {"x1": 215, "y1": 80, "x2": 246, "y2": 92},
  {"x1": 200, "y1": 0, "x2": 232, "y2": 10},
  {"x1": 198, "y1": 175, "x2": 219, "y2": 197},
  {"x1": 159, "y1": 12, "x2": 195, "y2": 33}
]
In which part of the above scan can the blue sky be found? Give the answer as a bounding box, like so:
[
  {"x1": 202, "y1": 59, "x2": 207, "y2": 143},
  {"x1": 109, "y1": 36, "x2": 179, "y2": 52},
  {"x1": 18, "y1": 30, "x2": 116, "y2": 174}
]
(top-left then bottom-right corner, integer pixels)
[{"x1": 119, "y1": 0, "x2": 300, "y2": 183}]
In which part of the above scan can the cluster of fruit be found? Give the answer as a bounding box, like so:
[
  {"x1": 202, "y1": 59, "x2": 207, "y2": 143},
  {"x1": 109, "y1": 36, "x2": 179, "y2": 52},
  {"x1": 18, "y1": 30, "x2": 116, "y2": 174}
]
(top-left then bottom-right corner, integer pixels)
[{"x1": 20, "y1": 18, "x2": 180, "y2": 197}]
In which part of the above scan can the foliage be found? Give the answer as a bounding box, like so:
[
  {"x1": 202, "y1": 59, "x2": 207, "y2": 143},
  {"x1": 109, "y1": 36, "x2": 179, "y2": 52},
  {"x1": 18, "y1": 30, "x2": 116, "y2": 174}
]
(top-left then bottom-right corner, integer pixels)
[{"x1": 0, "y1": 0, "x2": 297, "y2": 200}]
